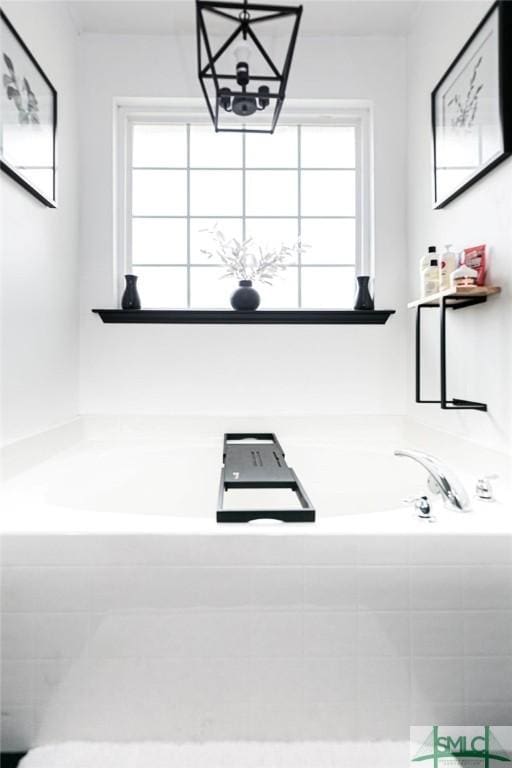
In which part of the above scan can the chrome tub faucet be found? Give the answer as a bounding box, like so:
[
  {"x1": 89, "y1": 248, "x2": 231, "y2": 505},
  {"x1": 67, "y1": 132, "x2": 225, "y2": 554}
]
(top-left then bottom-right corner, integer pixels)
[{"x1": 394, "y1": 448, "x2": 472, "y2": 513}]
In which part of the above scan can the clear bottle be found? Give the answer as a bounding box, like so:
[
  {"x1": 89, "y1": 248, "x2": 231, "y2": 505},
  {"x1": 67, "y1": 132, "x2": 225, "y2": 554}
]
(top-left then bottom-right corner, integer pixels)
[
  {"x1": 420, "y1": 246, "x2": 437, "y2": 292},
  {"x1": 422, "y1": 258, "x2": 440, "y2": 297}
]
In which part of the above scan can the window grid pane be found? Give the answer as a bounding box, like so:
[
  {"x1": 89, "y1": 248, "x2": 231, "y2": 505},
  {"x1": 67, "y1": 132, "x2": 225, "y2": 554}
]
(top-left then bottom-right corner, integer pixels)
[
  {"x1": 186, "y1": 123, "x2": 191, "y2": 307},
  {"x1": 298, "y1": 126, "x2": 302, "y2": 307},
  {"x1": 129, "y1": 123, "x2": 358, "y2": 309}
]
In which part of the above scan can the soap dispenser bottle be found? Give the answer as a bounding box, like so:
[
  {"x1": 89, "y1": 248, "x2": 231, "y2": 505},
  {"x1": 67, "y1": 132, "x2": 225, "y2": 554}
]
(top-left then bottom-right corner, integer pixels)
[
  {"x1": 420, "y1": 246, "x2": 436, "y2": 293},
  {"x1": 439, "y1": 244, "x2": 457, "y2": 291}
]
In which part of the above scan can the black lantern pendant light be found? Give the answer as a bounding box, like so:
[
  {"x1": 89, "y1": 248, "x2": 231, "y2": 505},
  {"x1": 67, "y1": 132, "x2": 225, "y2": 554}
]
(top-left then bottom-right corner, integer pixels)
[{"x1": 196, "y1": 0, "x2": 303, "y2": 133}]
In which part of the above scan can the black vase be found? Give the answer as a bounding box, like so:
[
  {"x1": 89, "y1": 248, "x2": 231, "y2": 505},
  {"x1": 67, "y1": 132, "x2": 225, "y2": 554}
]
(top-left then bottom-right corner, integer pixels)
[
  {"x1": 230, "y1": 280, "x2": 261, "y2": 311},
  {"x1": 354, "y1": 275, "x2": 374, "y2": 310},
  {"x1": 121, "y1": 274, "x2": 141, "y2": 310}
]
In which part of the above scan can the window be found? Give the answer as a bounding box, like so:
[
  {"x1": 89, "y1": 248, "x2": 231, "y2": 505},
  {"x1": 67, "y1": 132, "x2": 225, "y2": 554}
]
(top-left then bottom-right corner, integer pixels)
[{"x1": 120, "y1": 108, "x2": 371, "y2": 309}]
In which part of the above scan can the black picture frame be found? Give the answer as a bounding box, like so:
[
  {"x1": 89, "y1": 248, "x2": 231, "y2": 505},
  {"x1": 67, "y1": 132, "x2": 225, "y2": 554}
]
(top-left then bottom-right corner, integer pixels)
[
  {"x1": 431, "y1": 0, "x2": 512, "y2": 209},
  {"x1": 1, "y1": 10, "x2": 57, "y2": 208}
]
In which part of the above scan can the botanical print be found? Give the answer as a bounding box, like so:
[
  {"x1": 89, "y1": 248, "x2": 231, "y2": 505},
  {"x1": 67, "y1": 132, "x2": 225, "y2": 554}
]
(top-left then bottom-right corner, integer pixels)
[
  {"x1": 1, "y1": 14, "x2": 55, "y2": 204},
  {"x1": 3, "y1": 52, "x2": 40, "y2": 125},
  {"x1": 441, "y1": 25, "x2": 498, "y2": 150},
  {"x1": 434, "y1": 9, "x2": 502, "y2": 205},
  {"x1": 446, "y1": 55, "x2": 483, "y2": 130}
]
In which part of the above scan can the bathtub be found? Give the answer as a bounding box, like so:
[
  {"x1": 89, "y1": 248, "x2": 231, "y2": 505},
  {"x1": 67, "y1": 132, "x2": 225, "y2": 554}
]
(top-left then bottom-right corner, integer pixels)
[
  {"x1": 2, "y1": 424, "x2": 511, "y2": 534},
  {"x1": 1, "y1": 417, "x2": 511, "y2": 752}
]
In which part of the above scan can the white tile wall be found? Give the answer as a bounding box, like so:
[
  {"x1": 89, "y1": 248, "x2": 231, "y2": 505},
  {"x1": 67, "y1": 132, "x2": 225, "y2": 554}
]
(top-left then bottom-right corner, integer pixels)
[
  {"x1": 2, "y1": 660, "x2": 34, "y2": 705},
  {"x1": 304, "y1": 567, "x2": 358, "y2": 610},
  {"x1": 304, "y1": 657, "x2": 357, "y2": 701},
  {"x1": 250, "y1": 612, "x2": 303, "y2": 657},
  {"x1": 410, "y1": 566, "x2": 463, "y2": 611},
  {"x1": 357, "y1": 698, "x2": 410, "y2": 739},
  {"x1": 463, "y1": 611, "x2": 512, "y2": 656},
  {"x1": 466, "y1": 703, "x2": 512, "y2": 725},
  {"x1": 411, "y1": 657, "x2": 465, "y2": 703},
  {"x1": 462, "y1": 566, "x2": 512, "y2": 609},
  {"x1": 357, "y1": 566, "x2": 409, "y2": 610},
  {"x1": 411, "y1": 612, "x2": 464, "y2": 656},
  {"x1": 1, "y1": 613, "x2": 35, "y2": 659},
  {"x1": 251, "y1": 567, "x2": 304, "y2": 609},
  {"x1": 33, "y1": 614, "x2": 90, "y2": 659},
  {"x1": 465, "y1": 658, "x2": 512, "y2": 702},
  {"x1": 357, "y1": 656, "x2": 410, "y2": 703},
  {"x1": 410, "y1": 535, "x2": 512, "y2": 566},
  {"x1": 2, "y1": 567, "x2": 91, "y2": 612},
  {"x1": 358, "y1": 611, "x2": 410, "y2": 656},
  {"x1": 1, "y1": 532, "x2": 511, "y2": 750},
  {"x1": 410, "y1": 700, "x2": 466, "y2": 725},
  {"x1": 303, "y1": 611, "x2": 357, "y2": 656}
]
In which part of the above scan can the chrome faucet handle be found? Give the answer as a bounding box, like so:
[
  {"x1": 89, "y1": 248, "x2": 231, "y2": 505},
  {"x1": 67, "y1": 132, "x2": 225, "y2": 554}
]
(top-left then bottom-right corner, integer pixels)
[
  {"x1": 475, "y1": 474, "x2": 498, "y2": 502},
  {"x1": 402, "y1": 495, "x2": 434, "y2": 520},
  {"x1": 414, "y1": 495, "x2": 431, "y2": 518}
]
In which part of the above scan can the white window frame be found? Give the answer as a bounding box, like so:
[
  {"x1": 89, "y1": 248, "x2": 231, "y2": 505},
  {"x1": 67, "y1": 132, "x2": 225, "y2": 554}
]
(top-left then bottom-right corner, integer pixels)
[{"x1": 114, "y1": 98, "x2": 374, "y2": 308}]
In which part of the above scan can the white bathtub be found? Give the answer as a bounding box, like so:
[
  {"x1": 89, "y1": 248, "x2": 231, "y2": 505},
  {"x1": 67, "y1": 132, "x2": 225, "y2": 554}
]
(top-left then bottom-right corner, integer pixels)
[
  {"x1": 2, "y1": 419, "x2": 511, "y2": 752},
  {"x1": 2, "y1": 429, "x2": 510, "y2": 534}
]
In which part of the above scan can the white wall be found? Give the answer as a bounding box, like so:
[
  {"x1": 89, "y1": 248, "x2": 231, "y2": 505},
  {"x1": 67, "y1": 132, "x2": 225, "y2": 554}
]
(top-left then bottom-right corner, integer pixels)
[
  {"x1": 407, "y1": 1, "x2": 512, "y2": 455},
  {"x1": 78, "y1": 33, "x2": 408, "y2": 416},
  {"x1": 2, "y1": 2, "x2": 510, "y2": 450},
  {"x1": 0, "y1": 2, "x2": 80, "y2": 446}
]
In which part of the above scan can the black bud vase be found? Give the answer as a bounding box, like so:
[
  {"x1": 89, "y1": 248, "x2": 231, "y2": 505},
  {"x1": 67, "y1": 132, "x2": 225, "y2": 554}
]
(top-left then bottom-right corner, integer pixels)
[
  {"x1": 230, "y1": 280, "x2": 261, "y2": 311},
  {"x1": 121, "y1": 274, "x2": 141, "y2": 310},
  {"x1": 354, "y1": 275, "x2": 374, "y2": 310}
]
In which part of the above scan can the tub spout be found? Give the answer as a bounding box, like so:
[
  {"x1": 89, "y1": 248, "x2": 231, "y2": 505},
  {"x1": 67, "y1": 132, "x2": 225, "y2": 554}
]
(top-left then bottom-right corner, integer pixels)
[{"x1": 394, "y1": 449, "x2": 471, "y2": 513}]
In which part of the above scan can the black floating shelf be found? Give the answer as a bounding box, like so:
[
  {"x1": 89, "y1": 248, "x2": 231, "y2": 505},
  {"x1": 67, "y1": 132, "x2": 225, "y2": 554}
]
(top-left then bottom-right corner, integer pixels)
[{"x1": 92, "y1": 309, "x2": 395, "y2": 325}]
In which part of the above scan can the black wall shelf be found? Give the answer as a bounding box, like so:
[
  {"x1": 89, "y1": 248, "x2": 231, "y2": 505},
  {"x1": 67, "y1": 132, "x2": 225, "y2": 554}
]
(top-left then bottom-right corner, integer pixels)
[
  {"x1": 92, "y1": 309, "x2": 395, "y2": 325},
  {"x1": 409, "y1": 286, "x2": 501, "y2": 412},
  {"x1": 0, "y1": 754, "x2": 27, "y2": 768}
]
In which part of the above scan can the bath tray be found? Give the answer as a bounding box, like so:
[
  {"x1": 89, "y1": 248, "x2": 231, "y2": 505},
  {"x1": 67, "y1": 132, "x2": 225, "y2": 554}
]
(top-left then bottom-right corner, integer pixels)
[{"x1": 217, "y1": 433, "x2": 315, "y2": 523}]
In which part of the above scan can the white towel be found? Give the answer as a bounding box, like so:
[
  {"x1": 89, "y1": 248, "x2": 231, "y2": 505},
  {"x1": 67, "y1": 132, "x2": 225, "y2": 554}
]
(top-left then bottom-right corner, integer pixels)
[{"x1": 19, "y1": 741, "x2": 409, "y2": 768}]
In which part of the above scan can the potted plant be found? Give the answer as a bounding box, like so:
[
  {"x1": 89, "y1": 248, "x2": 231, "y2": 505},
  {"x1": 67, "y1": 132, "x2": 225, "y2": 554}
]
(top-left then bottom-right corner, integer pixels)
[{"x1": 201, "y1": 225, "x2": 307, "y2": 311}]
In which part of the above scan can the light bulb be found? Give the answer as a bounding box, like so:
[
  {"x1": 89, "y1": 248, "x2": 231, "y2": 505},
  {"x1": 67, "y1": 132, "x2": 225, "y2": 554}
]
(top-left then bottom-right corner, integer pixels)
[
  {"x1": 234, "y1": 42, "x2": 250, "y2": 87},
  {"x1": 234, "y1": 42, "x2": 251, "y2": 65}
]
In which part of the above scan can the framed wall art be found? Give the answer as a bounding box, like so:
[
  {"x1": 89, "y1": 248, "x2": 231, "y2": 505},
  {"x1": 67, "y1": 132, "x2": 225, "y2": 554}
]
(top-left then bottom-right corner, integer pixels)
[
  {"x1": 431, "y1": 0, "x2": 512, "y2": 209},
  {"x1": 1, "y1": 10, "x2": 57, "y2": 207}
]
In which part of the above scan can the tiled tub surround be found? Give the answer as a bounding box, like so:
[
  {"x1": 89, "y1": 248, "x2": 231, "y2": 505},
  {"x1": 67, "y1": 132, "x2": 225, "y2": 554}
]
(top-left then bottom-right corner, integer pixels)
[
  {"x1": 2, "y1": 533, "x2": 511, "y2": 751},
  {"x1": 2, "y1": 419, "x2": 511, "y2": 750}
]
